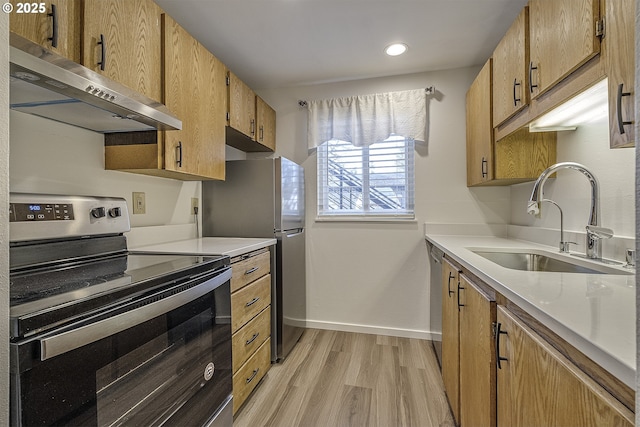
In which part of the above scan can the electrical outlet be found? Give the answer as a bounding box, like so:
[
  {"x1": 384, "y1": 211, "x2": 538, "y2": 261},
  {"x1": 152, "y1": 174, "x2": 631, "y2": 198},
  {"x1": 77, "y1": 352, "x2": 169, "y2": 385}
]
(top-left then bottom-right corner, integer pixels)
[
  {"x1": 133, "y1": 192, "x2": 146, "y2": 215},
  {"x1": 191, "y1": 198, "x2": 199, "y2": 214}
]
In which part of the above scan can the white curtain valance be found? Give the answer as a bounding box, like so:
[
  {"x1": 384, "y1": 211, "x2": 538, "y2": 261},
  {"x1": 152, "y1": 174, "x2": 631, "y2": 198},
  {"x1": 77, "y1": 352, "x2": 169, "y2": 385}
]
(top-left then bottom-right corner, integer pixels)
[{"x1": 307, "y1": 89, "x2": 426, "y2": 149}]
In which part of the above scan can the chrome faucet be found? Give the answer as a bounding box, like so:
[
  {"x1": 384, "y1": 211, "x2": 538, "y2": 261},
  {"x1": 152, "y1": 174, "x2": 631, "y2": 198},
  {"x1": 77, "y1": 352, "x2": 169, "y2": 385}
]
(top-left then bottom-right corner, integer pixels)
[{"x1": 527, "y1": 162, "x2": 612, "y2": 259}]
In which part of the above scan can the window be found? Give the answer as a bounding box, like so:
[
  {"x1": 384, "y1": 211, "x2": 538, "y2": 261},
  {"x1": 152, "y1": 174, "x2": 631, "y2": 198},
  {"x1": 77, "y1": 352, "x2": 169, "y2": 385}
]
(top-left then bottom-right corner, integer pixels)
[{"x1": 318, "y1": 135, "x2": 414, "y2": 219}]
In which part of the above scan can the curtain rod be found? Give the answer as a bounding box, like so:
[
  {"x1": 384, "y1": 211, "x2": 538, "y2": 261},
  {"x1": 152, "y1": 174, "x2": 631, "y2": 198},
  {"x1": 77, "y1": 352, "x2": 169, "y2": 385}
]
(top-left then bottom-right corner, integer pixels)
[{"x1": 297, "y1": 86, "x2": 435, "y2": 108}]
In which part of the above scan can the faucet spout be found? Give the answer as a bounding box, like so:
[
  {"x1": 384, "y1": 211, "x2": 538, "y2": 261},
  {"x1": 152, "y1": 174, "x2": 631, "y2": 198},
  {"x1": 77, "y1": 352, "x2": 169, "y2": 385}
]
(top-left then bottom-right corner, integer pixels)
[{"x1": 527, "y1": 162, "x2": 609, "y2": 259}]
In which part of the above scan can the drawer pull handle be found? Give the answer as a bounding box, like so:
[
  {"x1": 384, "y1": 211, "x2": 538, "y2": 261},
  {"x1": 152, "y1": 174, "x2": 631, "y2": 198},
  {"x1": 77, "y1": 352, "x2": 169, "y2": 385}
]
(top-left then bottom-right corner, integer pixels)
[
  {"x1": 97, "y1": 33, "x2": 106, "y2": 71},
  {"x1": 245, "y1": 297, "x2": 260, "y2": 307},
  {"x1": 245, "y1": 332, "x2": 260, "y2": 345},
  {"x1": 457, "y1": 284, "x2": 465, "y2": 311},
  {"x1": 244, "y1": 267, "x2": 259, "y2": 275},
  {"x1": 617, "y1": 83, "x2": 633, "y2": 134},
  {"x1": 513, "y1": 78, "x2": 521, "y2": 106},
  {"x1": 48, "y1": 4, "x2": 58, "y2": 48},
  {"x1": 246, "y1": 368, "x2": 259, "y2": 384},
  {"x1": 447, "y1": 272, "x2": 455, "y2": 297},
  {"x1": 494, "y1": 322, "x2": 509, "y2": 369}
]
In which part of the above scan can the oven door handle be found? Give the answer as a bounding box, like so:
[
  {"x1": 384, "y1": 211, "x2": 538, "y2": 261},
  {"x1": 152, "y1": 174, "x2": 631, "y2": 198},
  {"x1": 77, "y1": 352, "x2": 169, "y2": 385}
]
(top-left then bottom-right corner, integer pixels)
[{"x1": 39, "y1": 268, "x2": 232, "y2": 361}]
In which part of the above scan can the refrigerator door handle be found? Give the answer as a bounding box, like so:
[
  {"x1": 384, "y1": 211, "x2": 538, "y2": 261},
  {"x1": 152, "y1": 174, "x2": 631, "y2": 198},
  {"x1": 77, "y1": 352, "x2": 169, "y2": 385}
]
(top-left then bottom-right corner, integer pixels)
[{"x1": 283, "y1": 229, "x2": 304, "y2": 238}]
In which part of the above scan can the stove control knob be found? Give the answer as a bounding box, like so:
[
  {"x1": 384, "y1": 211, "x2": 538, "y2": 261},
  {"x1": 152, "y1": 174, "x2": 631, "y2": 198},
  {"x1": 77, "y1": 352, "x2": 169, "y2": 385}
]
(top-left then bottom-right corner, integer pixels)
[
  {"x1": 108, "y1": 207, "x2": 122, "y2": 218},
  {"x1": 91, "y1": 207, "x2": 106, "y2": 219}
]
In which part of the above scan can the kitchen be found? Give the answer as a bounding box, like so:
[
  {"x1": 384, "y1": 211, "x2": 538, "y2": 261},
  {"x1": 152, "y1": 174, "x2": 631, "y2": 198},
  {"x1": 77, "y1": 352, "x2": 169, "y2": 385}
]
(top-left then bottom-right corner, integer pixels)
[{"x1": 0, "y1": 0, "x2": 639, "y2": 425}]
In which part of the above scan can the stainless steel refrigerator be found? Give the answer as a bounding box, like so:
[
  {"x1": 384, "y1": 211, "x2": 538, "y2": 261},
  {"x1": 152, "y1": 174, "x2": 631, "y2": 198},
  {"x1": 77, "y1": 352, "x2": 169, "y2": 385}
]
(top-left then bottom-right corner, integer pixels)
[{"x1": 202, "y1": 157, "x2": 305, "y2": 361}]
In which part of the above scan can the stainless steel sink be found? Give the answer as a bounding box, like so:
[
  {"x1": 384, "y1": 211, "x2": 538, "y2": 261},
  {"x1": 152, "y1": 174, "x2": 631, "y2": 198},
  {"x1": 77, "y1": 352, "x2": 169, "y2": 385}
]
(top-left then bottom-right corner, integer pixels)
[{"x1": 471, "y1": 250, "x2": 633, "y2": 275}]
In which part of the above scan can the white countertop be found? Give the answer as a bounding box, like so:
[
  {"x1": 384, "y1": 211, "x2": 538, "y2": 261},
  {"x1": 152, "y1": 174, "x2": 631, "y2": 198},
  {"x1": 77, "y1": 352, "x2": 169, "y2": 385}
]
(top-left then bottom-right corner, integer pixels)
[
  {"x1": 425, "y1": 233, "x2": 636, "y2": 389},
  {"x1": 131, "y1": 237, "x2": 276, "y2": 258}
]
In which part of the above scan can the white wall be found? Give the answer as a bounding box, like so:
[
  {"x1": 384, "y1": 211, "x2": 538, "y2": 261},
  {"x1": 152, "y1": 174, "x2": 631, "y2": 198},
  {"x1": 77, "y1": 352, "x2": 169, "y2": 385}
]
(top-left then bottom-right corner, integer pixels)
[
  {"x1": 258, "y1": 67, "x2": 511, "y2": 338},
  {"x1": 9, "y1": 111, "x2": 202, "y2": 244},
  {"x1": 510, "y1": 117, "x2": 636, "y2": 240},
  {"x1": 1, "y1": 12, "x2": 10, "y2": 426}
]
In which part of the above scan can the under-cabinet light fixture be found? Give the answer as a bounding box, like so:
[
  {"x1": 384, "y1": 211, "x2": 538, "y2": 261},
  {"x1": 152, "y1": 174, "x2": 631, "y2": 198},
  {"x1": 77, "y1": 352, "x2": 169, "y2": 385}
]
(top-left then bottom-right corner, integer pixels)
[{"x1": 528, "y1": 79, "x2": 608, "y2": 132}]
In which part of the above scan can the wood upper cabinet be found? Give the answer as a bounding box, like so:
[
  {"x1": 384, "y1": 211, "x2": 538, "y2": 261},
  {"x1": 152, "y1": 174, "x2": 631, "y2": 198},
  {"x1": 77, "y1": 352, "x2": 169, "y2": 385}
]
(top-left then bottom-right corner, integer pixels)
[
  {"x1": 9, "y1": 0, "x2": 81, "y2": 62},
  {"x1": 162, "y1": 14, "x2": 226, "y2": 180},
  {"x1": 441, "y1": 258, "x2": 461, "y2": 425},
  {"x1": 496, "y1": 306, "x2": 633, "y2": 427},
  {"x1": 528, "y1": 0, "x2": 601, "y2": 99},
  {"x1": 104, "y1": 14, "x2": 226, "y2": 181},
  {"x1": 82, "y1": 0, "x2": 162, "y2": 102},
  {"x1": 458, "y1": 274, "x2": 496, "y2": 427},
  {"x1": 256, "y1": 96, "x2": 276, "y2": 151},
  {"x1": 227, "y1": 73, "x2": 276, "y2": 152},
  {"x1": 492, "y1": 7, "x2": 529, "y2": 127},
  {"x1": 466, "y1": 59, "x2": 493, "y2": 186},
  {"x1": 606, "y1": 0, "x2": 635, "y2": 148},
  {"x1": 467, "y1": 59, "x2": 557, "y2": 187},
  {"x1": 228, "y1": 71, "x2": 257, "y2": 139}
]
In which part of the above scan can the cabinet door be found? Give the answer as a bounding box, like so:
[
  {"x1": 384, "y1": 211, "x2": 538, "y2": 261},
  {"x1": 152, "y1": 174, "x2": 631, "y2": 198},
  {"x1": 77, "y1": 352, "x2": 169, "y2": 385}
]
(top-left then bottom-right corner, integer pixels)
[
  {"x1": 492, "y1": 7, "x2": 529, "y2": 127},
  {"x1": 441, "y1": 258, "x2": 460, "y2": 425},
  {"x1": 606, "y1": 0, "x2": 635, "y2": 148},
  {"x1": 9, "y1": 0, "x2": 81, "y2": 62},
  {"x1": 458, "y1": 275, "x2": 496, "y2": 427},
  {"x1": 163, "y1": 14, "x2": 226, "y2": 180},
  {"x1": 529, "y1": 0, "x2": 600, "y2": 98},
  {"x1": 228, "y1": 72, "x2": 257, "y2": 139},
  {"x1": 83, "y1": 0, "x2": 162, "y2": 102},
  {"x1": 496, "y1": 306, "x2": 633, "y2": 427},
  {"x1": 256, "y1": 96, "x2": 276, "y2": 151},
  {"x1": 466, "y1": 59, "x2": 493, "y2": 186}
]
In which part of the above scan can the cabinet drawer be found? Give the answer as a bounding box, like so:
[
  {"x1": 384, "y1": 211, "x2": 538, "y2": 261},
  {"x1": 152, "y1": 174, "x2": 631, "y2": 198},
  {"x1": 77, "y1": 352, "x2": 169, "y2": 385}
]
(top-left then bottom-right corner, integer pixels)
[
  {"x1": 233, "y1": 337, "x2": 271, "y2": 414},
  {"x1": 231, "y1": 274, "x2": 271, "y2": 332},
  {"x1": 231, "y1": 250, "x2": 271, "y2": 293},
  {"x1": 232, "y1": 306, "x2": 271, "y2": 372}
]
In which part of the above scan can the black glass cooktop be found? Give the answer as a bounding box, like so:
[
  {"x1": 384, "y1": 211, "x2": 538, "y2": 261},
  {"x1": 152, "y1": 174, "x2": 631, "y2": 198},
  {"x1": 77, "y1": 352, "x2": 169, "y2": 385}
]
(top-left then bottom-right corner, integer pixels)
[{"x1": 10, "y1": 253, "x2": 229, "y2": 340}]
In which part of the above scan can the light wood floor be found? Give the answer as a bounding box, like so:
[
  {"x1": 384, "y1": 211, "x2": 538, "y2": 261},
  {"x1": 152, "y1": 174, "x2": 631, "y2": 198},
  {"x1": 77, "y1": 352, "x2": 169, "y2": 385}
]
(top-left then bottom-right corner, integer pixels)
[{"x1": 233, "y1": 329, "x2": 455, "y2": 427}]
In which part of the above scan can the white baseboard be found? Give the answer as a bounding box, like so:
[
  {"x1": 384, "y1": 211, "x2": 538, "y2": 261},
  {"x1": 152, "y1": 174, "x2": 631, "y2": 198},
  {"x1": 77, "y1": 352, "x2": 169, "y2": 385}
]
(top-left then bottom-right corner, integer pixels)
[{"x1": 304, "y1": 319, "x2": 441, "y2": 341}]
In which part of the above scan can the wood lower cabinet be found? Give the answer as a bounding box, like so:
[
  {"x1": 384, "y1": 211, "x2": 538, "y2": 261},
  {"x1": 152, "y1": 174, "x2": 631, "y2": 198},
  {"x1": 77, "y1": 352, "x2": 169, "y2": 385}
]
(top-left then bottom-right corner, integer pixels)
[
  {"x1": 83, "y1": 0, "x2": 163, "y2": 102},
  {"x1": 230, "y1": 248, "x2": 273, "y2": 415},
  {"x1": 104, "y1": 14, "x2": 226, "y2": 180},
  {"x1": 606, "y1": 0, "x2": 635, "y2": 148},
  {"x1": 528, "y1": 0, "x2": 601, "y2": 99},
  {"x1": 496, "y1": 306, "x2": 633, "y2": 427},
  {"x1": 441, "y1": 258, "x2": 461, "y2": 424},
  {"x1": 441, "y1": 258, "x2": 496, "y2": 426},
  {"x1": 458, "y1": 274, "x2": 496, "y2": 427},
  {"x1": 9, "y1": 0, "x2": 81, "y2": 62}
]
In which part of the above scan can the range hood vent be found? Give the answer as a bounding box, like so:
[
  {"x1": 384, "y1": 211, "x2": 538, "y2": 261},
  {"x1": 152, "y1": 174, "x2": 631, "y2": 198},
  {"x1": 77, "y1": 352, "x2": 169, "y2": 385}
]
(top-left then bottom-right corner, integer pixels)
[{"x1": 9, "y1": 33, "x2": 181, "y2": 133}]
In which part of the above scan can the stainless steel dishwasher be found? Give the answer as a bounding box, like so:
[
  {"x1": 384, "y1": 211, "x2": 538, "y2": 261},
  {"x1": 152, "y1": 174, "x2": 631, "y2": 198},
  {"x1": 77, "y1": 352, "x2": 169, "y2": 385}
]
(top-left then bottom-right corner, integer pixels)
[{"x1": 427, "y1": 241, "x2": 443, "y2": 369}]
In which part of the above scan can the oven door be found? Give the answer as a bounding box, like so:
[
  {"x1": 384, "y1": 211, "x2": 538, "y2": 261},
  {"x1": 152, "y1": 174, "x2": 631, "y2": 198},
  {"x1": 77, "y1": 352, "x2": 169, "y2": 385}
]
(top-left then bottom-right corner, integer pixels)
[{"x1": 11, "y1": 267, "x2": 232, "y2": 427}]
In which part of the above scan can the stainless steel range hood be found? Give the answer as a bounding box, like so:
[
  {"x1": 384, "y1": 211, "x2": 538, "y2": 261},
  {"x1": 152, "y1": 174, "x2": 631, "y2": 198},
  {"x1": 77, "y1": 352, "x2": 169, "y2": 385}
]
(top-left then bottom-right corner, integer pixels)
[{"x1": 9, "y1": 33, "x2": 181, "y2": 133}]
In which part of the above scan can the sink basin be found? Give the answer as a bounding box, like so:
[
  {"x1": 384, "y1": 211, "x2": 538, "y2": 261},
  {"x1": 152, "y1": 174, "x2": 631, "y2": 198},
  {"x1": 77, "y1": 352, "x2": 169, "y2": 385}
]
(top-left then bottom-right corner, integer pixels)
[{"x1": 471, "y1": 249, "x2": 633, "y2": 275}]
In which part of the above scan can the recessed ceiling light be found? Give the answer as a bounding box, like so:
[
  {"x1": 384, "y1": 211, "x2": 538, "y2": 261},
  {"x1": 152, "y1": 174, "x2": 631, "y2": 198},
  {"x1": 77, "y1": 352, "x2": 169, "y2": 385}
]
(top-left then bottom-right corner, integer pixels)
[{"x1": 385, "y1": 43, "x2": 408, "y2": 56}]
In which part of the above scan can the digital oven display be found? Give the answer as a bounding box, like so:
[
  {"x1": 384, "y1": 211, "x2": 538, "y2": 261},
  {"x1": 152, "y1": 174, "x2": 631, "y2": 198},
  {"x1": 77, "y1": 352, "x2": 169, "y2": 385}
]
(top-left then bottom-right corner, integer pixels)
[{"x1": 9, "y1": 203, "x2": 75, "y2": 222}]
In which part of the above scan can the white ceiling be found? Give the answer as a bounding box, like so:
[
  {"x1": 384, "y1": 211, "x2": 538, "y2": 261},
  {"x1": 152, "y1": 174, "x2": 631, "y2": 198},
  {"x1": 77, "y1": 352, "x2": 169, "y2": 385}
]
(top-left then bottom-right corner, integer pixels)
[{"x1": 154, "y1": 0, "x2": 529, "y2": 90}]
